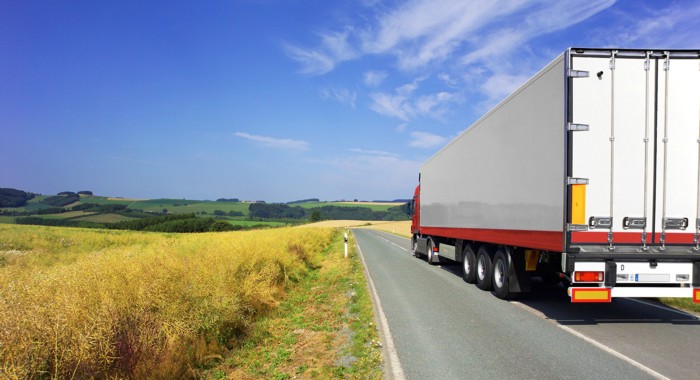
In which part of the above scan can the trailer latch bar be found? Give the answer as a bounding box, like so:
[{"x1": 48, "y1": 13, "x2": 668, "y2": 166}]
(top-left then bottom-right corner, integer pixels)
[
  {"x1": 589, "y1": 216, "x2": 613, "y2": 229},
  {"x1": 622, "y1": 217, "x2": 646, "y2": 229},
  {"x1": 663, "y1": 217, "x2": 689, "y2": 230}
]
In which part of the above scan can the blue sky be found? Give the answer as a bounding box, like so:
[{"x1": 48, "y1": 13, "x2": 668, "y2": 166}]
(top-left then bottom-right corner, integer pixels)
[{"x1": 2, "y1": 0, "x2": 700, "y2": 202}]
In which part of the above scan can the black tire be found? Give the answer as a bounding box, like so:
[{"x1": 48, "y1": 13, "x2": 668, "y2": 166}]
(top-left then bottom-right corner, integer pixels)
[
  {"x1": 427, "y1": 239, "x2": 437, "y2": 265},
  {"x1": 461, "y1": 244, "x2": 477, "y2": 283},
  {"x1": 476, "y1": 246, "x2": 493, "y2": 290},
  {"x1": 492, "y1": 250, "x2": 516, "y2": 299}
]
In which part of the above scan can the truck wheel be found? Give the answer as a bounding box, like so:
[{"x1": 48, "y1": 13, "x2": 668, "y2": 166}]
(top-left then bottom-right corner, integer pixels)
[
  {"x1": 427, "y1": 239, "x2": 437, "y2": 265},
  {"x1": 476, "y1": 247, "x2": 493, "y2": 290},
  {"x1": 492, "y1": 250, "x2": 516, "y2": 299},
  {"x1": 461, "y1": 244, "x2": 477, "y2": 283}
]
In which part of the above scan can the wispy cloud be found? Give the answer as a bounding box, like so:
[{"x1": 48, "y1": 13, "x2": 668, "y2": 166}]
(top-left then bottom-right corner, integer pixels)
[
  {"x1": 370, "y1": 80, "x2": 459, "y2": 121},
  {"x1": 284, "y1": 27, "x2": 358, "y2": 75},
  {"x1": 408, "y1": 131, "x2": 447, "y2": 149},
  {"x1": 234, "y1": 132, "x2": 309, "y2": 151},
  {"x1": 288, "y1": 0, "x2": 615, "y2": 74},
  {"x1": 320, "y1": 87, "x2": 357, "y2": 108},
  {"x1": 363, "y1": 70, "x2": 387, "y2": 87},
  {"x1": 596, "y1": 2, "x2": 700, "y2": 48},
  {"x1": 347, "y1": 148, "x2": 398, "y2": 157}
]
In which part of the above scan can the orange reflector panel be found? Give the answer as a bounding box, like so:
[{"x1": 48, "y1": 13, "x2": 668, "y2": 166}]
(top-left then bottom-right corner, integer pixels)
[
  {"x1": 571, "y1": 184, "x2": 586, "y2": 225},
  {"x1": 574, "y1": 271, "x2": 604, "y2": 282},
  {"x1": 524, "y1": 250, "x2": 539, "y2": 272},
  {"x1": 694, "y1": 289, "x2": 700, "y2": 303},
  {"x1": 571, "y1": 288, "x2": 611, "y2": 303}
]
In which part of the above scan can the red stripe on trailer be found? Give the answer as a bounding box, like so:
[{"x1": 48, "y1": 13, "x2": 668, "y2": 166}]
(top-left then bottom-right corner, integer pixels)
[
  {"x1": 419, "y1": 226, "x2": 563, "y2": 252},
  {"x1": 571, "y1": 232, "x2": 695, "y2": 244}
]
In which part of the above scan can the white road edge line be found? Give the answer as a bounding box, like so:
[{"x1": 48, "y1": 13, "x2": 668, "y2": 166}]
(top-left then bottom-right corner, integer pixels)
[
  {"x1": 354, "y1": 233, "x2": 406, "y2": 380},
  {"x1": 626, "y1": 298, "x2": 700, "y2": 319},
  {"x1": 512, "y1": 301, "x2": 670, "y2": 380},
  {"x1": 556, "y1": 324, "x2": 670, "y2": 380}
]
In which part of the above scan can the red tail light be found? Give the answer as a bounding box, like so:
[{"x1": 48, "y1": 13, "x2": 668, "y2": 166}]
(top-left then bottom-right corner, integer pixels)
[{"x1": 574, "y1": 271, "x2": 604, "y2": 282}]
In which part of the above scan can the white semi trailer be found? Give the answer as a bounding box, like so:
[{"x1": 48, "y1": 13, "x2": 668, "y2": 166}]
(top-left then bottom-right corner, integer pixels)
[{"x1": 410, "y1": 48, "x2": 700, "y2": 302}]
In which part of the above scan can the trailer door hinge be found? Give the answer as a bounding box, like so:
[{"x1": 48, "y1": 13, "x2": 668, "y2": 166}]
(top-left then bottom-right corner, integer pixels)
[
  {"x1": 568, "y1": 69, "x2": 589, "y2": 78},
  {"x1": 567, "y1": 123, "x2": 590, "y2": 132},
  {"x1": 567, "y1": 177, "x2": 589, "y2": 185}
]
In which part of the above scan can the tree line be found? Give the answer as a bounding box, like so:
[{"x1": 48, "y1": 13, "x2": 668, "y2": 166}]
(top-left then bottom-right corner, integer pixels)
[
  {"x1": 248, "y1": 203, "x2": 409, "y2": 221},
  {"x1": 0, "y1": 188, "x2": 36, "y2": 207}
]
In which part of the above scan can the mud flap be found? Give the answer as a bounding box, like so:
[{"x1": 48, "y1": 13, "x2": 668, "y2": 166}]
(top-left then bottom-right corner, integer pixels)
[{"x1": 508, "y1": 250, "x2": 531, "y2": 293}]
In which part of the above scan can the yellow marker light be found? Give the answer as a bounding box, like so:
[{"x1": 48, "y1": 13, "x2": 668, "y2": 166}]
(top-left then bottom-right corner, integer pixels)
[
  {"x1": 571, "y1": 288, "x2": 611, "y2": 303},
  {"x1": 571, "y1": 184, "x2": 586, "y2": 225}
]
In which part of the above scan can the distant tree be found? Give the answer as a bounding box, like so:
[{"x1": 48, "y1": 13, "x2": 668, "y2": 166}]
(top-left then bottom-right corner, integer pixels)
[
  {"x1": 310, "y1": 210, "x2": 322, "y2": 222},
  {"x1": 77, "y1": 191, "x2": 93, "y2": 196},
  {"x1": 209, "y1": 220, "x2": 234, "y2": 232},
  {"x1": 162, "y1": 208, "x2": 168, "y2": 214},
  {"x1": 0, "y1": 188, "x2": 35, "y2": 207},
  {"x1": 43, "y1": 193, "x2": 80, "y2": 207},
  {"x1": 213, "y1": 210, "x2": 225, "y2": 216}
]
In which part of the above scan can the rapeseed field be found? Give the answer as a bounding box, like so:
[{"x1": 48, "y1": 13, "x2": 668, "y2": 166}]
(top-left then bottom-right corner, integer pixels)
[{"x1": 0, "y1": 224, "x2": 335, "y2": 378}]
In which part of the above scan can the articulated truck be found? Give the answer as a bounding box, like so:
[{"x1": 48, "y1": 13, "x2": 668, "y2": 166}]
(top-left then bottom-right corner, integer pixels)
[{"x1": 410, "y1": 48, "x2": 700, "y2": 302}]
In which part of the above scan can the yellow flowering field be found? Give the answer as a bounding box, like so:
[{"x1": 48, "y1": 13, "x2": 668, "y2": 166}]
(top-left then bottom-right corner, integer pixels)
[{"x1": 0, "y1": 224, "x2": 335, "y2": 379}]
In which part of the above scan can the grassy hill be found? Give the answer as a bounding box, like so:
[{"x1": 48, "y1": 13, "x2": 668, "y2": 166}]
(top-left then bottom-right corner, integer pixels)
[{"x1": 0, "y1": 191, "x2": 408, "y2": 230}]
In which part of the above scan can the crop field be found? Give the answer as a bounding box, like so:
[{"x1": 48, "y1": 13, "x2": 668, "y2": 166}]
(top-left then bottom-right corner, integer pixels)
[
  {"x1": 359, "y1": 220, "x2": 411, "y2": 237},
  {"x1": 0, "y1": 224, "x2": 336, "y2": 378},
  {"x1": 38, "y1": 211, "x2": 96, "y2": 220},
  {"x1": 224, "y1": 219, "x2": 287, "y2": 227},
  {"x1": 296, "y1": 201, "x2": 400, "y2": 212},
  {"x1": 73, "y1": 213, "x2": 136, "y2": 223},
  {"x1": 304, "y1": 220, "x2": 412, "y2": 237}
]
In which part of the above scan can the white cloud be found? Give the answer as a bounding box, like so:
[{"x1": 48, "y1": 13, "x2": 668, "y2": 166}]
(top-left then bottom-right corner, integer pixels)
[
  {"x1": 363, "y1": 70, "x2": 388, "y2": 87},
  {"x1": 597, "y1": 2, "x2": 700, "y2": 48},
  {"x1": 283, "y1": 44, "x2": 336, "y2": 75},
  {"x1": 369, "y1": 92, "x2": 413, "y2": 121},
  {"x1": 320, "y1": 87, "x2": 357, "y2": 108},
  {"x1": 287, "y1": 0, "x2": 615, "y2": 74},
  {"x1": 347, "y1": 148, "x2": 398, "y2": 157},
  {"x1": 234, "y1": 132, "x2": 309, "y2": 151},
  {"x1": 370, "y1": 80, "x2": 459, "y2": 121},
  {"x1": 480, "y1": 73, "x2": 530, "y2": 104},
  {"x1": 408, "y1": 131, "x2": 447, "y2": 149},
  {"x1": 285, "y1": 27, "x2": 358, "y2": 75}
]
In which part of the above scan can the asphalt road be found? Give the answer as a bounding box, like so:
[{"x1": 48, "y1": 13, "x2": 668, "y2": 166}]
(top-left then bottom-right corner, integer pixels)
[{"x1": 353, "y1": 229, "x2": 700, "y2": 380}]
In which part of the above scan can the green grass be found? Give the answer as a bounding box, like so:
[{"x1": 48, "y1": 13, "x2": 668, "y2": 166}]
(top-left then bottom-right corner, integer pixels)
[
  {"x1": 0, "y1": 216, "x2": 15, "y2": 224},
  {"x1": 204, "y1": 232, "x2": 382, "y2": 379},
  {"x1": 125, "y1": 199, "x2": 251, "y2": 215},
  {"x1": 659, "y1": 298, "x2": 700, "y2": 314}
]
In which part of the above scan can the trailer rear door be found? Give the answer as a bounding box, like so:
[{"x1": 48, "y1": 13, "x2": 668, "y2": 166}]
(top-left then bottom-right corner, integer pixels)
[{"x1": 567, "y1": 49, "x2": 700, "y2": 252}]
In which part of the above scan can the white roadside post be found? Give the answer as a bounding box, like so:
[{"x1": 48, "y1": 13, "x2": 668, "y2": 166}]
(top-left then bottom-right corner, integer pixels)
[{"x1": 344, "y1": 231, "x2": 349, "y2": 258}]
